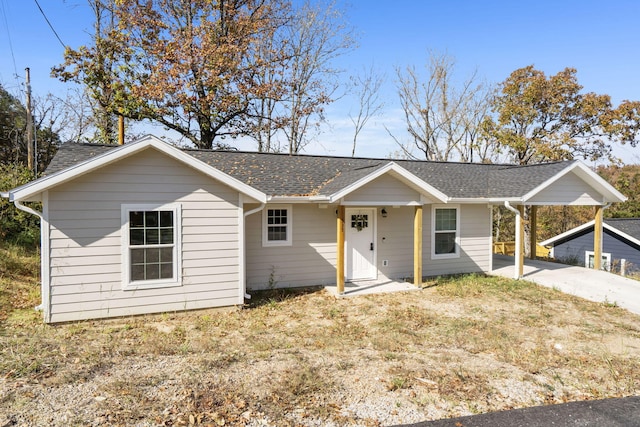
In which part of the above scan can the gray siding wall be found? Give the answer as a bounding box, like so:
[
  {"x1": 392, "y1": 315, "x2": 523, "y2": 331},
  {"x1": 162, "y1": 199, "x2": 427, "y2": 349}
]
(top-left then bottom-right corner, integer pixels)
[
  {"x1": 245, "y1": 203, "x2": 492, "y2": 288},
  {"x1": 47, "y1": 148, "x2": 242, "y2": 322},
  {"x1": 552, "y1": 230, "x2": 640, "y2": 273},
  {"x1": 422, "y1": 204, "x2": 492, "y2": 277},
  {"x1": 246, "y1": 204, "x2": 336, "y2": 289},
  {"x1": 528, "y1": 172, "x2": 602, "y2": 205},
  {"x1": 376, "y1": 207, "x2": 413, "y2": 279},
  {"x1": 344, "y1": 174, "x2": 421, "y2": 204}
]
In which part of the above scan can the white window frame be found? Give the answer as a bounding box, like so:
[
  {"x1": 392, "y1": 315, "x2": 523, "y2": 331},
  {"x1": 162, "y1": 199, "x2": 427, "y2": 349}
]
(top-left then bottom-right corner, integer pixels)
[
  {"x1": 585, "y1": 250, "x2": 611, "y2": 271},
  {"x1": 121, "y1": 203, "x2": 182, "y2": 290},
  {"x1": 431, "y1": 204, "x2": 460, "y2": 259},
  {"x1": 262, "y1": 204, "x2": 293, "y2": 247}
]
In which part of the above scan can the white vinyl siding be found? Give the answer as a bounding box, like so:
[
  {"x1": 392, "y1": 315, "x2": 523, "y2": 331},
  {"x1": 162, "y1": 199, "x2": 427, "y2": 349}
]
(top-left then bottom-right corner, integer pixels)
[
  {"x1": 423, "y1": 204, "x2": 491, "y2": 276},
  {"x1": 344, "y1": 174, "x2": 421, "y2": 204},
  {"x1": 247, "y1": 204, "x2": 336, "y2": 289},
  {"x1": 376, "y1": 207, "x2": 414, "y2": 279},
  {"x1": 528, "y1": 172, "x2": 603, "y2": 205},
  {"x1": 46, "y1": 148, "x2": 242, "y2": 322}
]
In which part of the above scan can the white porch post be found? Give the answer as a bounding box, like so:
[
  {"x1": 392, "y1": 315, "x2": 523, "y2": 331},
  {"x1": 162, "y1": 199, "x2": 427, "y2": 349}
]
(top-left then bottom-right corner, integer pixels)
[{"x1": 504, "y1": 202, "x2": 523, "y2": 279}]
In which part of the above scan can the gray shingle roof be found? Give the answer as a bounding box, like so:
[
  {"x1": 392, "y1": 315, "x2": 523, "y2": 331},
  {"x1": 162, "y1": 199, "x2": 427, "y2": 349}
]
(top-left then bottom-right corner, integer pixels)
[
  {"x1": 44, "y1": 142, "x2": 577, "y2": 199},
  {"x1": 606, "y1": 218, "x2": 640, "y2": 240}
]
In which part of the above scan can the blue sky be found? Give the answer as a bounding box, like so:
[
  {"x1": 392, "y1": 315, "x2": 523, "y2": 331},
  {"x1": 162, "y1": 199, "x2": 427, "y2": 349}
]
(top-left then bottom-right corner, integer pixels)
[{"x1": 1, "y1": 0, "x2": 639, "y2": 163}]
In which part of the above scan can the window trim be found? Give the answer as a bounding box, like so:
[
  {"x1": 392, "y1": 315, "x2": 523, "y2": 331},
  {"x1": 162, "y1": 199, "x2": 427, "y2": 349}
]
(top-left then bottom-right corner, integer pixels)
[
  {"x1": 121, "y1": 203, "x2": 182, "y2": 290},
  {"x1": 585, "y1": 250, "x2": 611, "y2": 271},
  {"x1": 431, "y1": 204, "x2": 460, "y2": 259},
  {"x1": 262, "y1": 204, "x2": 292, "y2": 247}
]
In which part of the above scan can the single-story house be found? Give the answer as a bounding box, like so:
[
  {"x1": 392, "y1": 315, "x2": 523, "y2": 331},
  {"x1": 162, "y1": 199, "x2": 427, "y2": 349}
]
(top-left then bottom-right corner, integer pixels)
[
  {"x1": 540, "y1": 218, "x2": 640, "y2": 274},
  {"x1": 2, "y1": 135, "x2": 626, "y2": 322}
]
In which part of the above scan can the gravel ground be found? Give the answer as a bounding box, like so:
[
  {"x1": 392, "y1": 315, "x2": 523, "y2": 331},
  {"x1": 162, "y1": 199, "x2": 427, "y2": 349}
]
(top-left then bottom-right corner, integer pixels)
[{"x1": 2, "y1": 280, "x2": 639, "y2": 426}]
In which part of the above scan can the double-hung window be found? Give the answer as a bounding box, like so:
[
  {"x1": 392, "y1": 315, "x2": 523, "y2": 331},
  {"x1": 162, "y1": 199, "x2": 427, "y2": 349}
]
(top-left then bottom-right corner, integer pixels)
[
  {"x1": 122, "y1": 204, "x2": 181, "y2": 289},
  {"x1": 432, "y1": 205, "x2": 459, "y2": 258},
  {"x1": 263, "y1": 205, "x2": 292, "y2": 246}
]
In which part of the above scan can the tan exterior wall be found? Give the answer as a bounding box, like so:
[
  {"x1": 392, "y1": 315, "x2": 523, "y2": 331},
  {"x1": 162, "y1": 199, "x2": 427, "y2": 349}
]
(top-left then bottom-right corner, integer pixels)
[{"x1": 46, "y1": 148, "x2": 242, "y2": 322}]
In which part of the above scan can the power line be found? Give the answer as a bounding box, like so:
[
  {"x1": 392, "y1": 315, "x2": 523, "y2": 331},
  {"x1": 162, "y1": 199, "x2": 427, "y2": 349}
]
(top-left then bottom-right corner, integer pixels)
[
  {"x1": 33, "y1": 0, "x2": 66, "y2": 49},
  {"x1": 0, "y1": 0, "x2": 18, "y2": 79}
]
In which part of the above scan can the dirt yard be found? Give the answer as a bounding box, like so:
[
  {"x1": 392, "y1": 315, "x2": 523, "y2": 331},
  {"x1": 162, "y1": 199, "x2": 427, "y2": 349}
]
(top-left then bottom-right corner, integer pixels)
[{"x1": 1, "y1": 247, "x2": 640, "y2": 426}]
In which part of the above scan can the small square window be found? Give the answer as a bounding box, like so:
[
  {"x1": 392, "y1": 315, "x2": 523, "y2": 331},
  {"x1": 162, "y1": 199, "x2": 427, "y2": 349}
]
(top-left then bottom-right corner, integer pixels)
[{"x1": 263, "y1": 205, "x2": 292, "y2": 246}]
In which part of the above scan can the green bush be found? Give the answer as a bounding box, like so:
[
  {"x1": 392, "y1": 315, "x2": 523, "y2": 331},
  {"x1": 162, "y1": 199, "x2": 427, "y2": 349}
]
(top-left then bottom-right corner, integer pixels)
[{"x1": 0, "y1": 164, "x2": 40, "y2": 247}]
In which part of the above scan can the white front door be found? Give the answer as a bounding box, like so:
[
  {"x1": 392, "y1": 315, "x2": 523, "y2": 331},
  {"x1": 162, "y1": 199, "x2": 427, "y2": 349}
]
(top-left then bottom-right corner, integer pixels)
[{"x1": 345, "y1": 208, "x2": 376, "y2": 281}]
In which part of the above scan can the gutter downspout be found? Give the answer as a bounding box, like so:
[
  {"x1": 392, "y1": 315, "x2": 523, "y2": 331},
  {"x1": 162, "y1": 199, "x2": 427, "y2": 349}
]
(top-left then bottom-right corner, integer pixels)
[
  {"x1": 14, "y1": 200, "x2": 46, "y2": 313},
  {"x1": 504, "y1": 201, "x2": 522, "y2": 280},
  {"x1": 242, "y1": 203, "x2": 265, "y2": 300}
]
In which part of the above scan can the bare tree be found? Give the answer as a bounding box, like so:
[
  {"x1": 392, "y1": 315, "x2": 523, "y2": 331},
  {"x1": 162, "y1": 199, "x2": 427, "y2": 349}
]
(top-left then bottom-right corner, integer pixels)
[
  {"x1": 349, "y1": 65, "x2": 385, "y2": 157},
  {"x1": 281, "y1": 0, "x2": 355, "y2": 154},
  {"x1": 395, "y1": 52, "x2": 492, "y2": 161}
]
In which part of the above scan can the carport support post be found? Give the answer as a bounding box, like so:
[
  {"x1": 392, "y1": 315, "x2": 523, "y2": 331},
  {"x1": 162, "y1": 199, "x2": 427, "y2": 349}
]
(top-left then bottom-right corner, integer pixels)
[
  {"x1": 517, "y1": 205, "x2": 525, "y2": 278},
  {"x1": 337, "y1": 205, "x2": 345, "y2": 294},
  {"x1": 414, "y1": 205, "x2": 423, "y2": 286},
  {"x1": 594, "y1": 205, "x2": 603, "y2": 270},
  {"x1": 529, "y1": 205, "x2": 537, "y2": 259}
]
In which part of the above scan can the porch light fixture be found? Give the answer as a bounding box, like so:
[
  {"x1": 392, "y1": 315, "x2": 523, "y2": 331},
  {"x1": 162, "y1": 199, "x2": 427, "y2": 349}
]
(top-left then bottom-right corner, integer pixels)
[{"x1": 381, "y1": 208, "x2": 388, "y2": 218}]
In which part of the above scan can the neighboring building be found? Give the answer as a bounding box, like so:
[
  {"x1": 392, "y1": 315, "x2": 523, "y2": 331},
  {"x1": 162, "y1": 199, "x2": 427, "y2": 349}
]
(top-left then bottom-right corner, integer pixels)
[
  {"x1": 540, "y1": 218, "x2": 640, "y2": 274},
  {"x1": 2, "y1": 136, "x2": 626, "y2": 322}
]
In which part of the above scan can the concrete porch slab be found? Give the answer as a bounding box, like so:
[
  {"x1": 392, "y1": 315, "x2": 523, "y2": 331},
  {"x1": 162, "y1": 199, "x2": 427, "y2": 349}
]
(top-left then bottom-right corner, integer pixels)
[{"x1": 325, "y1": 278, "x2": 419, "y2": 297}]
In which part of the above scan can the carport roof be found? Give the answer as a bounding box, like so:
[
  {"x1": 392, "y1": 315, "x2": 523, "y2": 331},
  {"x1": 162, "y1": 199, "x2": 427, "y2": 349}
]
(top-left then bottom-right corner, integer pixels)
[{"x1": 37, "y1": 137, "x2": 623, "y2": 203}]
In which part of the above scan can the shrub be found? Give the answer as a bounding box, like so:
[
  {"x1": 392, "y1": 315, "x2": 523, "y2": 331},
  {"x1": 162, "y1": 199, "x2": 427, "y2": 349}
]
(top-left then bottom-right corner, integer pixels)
[{"x1": 0, "y1": 163, "x2": 40, "y2": 247}]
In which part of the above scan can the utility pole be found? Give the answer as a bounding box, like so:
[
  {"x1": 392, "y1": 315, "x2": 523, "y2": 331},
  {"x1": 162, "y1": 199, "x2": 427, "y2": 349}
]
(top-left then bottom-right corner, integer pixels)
[{"x1": 25, "y1": 67, "x2": 34, "y2": 172}]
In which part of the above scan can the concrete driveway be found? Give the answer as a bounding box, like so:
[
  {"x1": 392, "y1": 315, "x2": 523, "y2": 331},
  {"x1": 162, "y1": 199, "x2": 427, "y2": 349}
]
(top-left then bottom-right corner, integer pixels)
[{"x1": 491, "y1": 255, "x2": 640, "y2": 315}]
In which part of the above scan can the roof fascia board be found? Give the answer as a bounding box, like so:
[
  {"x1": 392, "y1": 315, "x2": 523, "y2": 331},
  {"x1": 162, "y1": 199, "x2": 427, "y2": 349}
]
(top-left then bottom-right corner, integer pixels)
[
  {"x1": 603, "y1": 223, "x2": 640, "y2": 247},
  {"x1": 540, "y1": 219, "x2": 640, "y2": 248},
  {"x1": 450, "y1": 197, "x2": 521, "y2": 204},
  {"x1": 522, "y1": 161, "x2": 626, "y2": 204},
  {"x1": 267, "y1": 196, "x2": 325, "y2": 203},
  {"x1": 539, "y1": 220, "x2": 595, "y2": 246},
  {"x1": 340, "y1": 200, "x2": 422, "y2": 206},
  {"x1": 328, "y1": 162, "x2": 448, "y2": 203},
  {"x1": 570, "y1": 163, "x2": 627, "y2": 202},
  {"x1": 151, "y1": 140, "x2": 267, "y2": 203},
  {"x1": 9, "y1": 136, "x2": 267, "y2": 203}
]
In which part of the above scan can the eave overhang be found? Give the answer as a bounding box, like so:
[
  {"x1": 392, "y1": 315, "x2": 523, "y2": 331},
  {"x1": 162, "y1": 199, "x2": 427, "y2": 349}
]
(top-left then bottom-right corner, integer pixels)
[{"x1": 7, "y1": 135, "x2": 267, "y2": 204}]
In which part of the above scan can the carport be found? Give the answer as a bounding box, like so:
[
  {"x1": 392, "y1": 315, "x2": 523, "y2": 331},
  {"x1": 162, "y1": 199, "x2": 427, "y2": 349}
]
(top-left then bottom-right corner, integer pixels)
[
  {"x1": 493, "y1": 161, "x2": 627, "y2": 279},
  {"x1": 491, "y1": 254, "x2": 640, "y2": 315}
]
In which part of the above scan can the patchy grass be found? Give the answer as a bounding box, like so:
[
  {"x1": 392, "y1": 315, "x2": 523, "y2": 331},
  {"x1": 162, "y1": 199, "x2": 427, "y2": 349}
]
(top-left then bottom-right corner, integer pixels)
[
  {"x1": 0, "y1": 243, "x2": 40, "y2": 323},
  {"x1": 1, "y1": 249, "x2": 640, "y2": 426}
]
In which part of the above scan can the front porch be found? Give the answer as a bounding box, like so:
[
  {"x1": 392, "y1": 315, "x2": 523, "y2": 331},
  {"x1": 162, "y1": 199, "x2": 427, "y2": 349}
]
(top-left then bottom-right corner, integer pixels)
[{"x1": 325, "y1": 278, "x2": 419, "y2": 297}]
